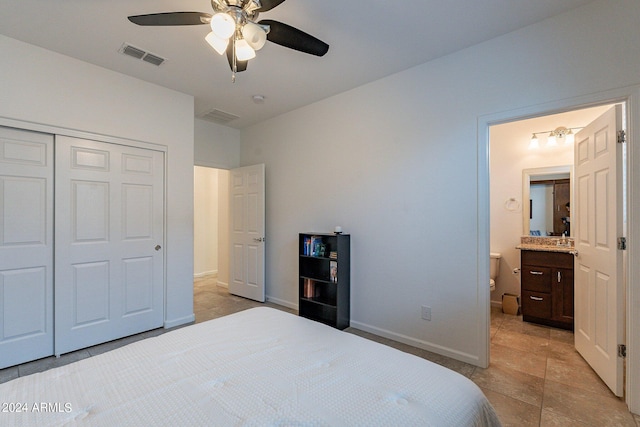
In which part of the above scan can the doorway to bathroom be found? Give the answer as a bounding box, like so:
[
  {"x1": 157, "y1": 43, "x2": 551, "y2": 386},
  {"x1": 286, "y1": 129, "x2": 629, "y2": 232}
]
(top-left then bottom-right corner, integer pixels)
[
  {"x1": 194, "y1": 166, "x2": 230, "y2": 288},
  {"x1": 487, "y1": 101, "x2": 627, "y2": 397}
]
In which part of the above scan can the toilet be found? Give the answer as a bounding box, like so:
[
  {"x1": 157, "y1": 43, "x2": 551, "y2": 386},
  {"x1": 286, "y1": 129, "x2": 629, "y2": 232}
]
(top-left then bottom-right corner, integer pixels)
[{"x1": 490, "y1": 252, "x2": 501, "y2": 292}]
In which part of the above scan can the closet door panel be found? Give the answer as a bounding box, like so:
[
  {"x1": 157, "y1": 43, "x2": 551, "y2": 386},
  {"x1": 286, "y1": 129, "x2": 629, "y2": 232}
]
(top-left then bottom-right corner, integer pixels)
[
  {"x1": 0, "y1": 127, "x2": 53, "y2": 369},
  {"x1": 55, "y1": 135, "x2": 165, "y2": 356}
]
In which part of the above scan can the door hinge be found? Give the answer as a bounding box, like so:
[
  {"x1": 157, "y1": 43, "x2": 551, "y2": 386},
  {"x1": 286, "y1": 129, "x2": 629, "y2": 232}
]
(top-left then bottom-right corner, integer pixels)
[
  {"x1": 618, "y1": 344, "x2": 627, "y2": 358},
  {"x1": 617, "y1": 130, "x2": 626, "y2": 144},
  {"x1": 618, "y1": 237, "x2": 627, "y2": 250}
]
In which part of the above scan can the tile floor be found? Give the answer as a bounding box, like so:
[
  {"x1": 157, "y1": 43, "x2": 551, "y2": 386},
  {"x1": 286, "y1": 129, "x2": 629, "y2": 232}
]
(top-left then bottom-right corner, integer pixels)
[{"x1": 1, "y1": 276, "x2": 639, "y2": 427}]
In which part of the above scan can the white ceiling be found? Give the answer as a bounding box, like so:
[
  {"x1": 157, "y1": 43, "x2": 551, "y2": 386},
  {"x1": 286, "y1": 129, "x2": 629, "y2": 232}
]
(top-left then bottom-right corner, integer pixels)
[{"x1": 0, "y1": 0, "x2": 598, "y2": 129}]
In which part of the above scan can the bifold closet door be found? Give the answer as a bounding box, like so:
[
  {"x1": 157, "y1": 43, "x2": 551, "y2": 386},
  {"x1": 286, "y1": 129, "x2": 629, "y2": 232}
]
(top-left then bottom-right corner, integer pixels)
[
  {"x1": 0, "y1": 127, "x2": 54, "y2": 369},
  {"x1": 54, "y1": 135, "x2": 165, "y2": 356}
]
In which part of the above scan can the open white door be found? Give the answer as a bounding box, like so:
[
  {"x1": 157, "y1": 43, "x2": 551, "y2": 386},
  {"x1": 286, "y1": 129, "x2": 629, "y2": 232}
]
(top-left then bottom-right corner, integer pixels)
[
  {"x1": 574, "y1": 105, "x2": 624, "y2": 396},
  {"x1": 229, "y1": 164, "x2": 265, "y2": 302},
  {"x1": 55, "y1": 136, "x2": 165, "y2": 355},
  {"x1": 0, "y1": 127, "x2": 54, "y2": 368}
]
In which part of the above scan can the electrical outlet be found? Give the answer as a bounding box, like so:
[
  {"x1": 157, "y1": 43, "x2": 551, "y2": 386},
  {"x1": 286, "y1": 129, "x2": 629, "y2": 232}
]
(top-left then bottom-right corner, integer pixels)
[{"x1": 421, "y1": 305, "x2": 431, "y2": 321}]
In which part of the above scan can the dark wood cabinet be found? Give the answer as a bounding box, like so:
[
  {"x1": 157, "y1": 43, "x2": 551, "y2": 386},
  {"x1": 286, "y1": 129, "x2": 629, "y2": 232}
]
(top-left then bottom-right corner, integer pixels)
[
  {"x1": 299, "y1": 233, "x2": 350, "y2": 329},
  {"x1": 521, "y1": 250, "x2": 574, "y2": 330}
]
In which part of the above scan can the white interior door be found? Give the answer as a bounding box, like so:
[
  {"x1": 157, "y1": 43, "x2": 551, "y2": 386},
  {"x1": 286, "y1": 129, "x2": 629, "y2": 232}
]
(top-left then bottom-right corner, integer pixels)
[
  {"x1": 0, "y1": 127, "x2": 54, "y2": 368},
  {"x1": 229, "y1": 164, "x2": 265, "y2": 302},
  {"x1": 574, "y1": 105, "x2": 624, "y2": 396},
  {"x1": 55, "y1": 136, "x2": 165, "y2": 356}
]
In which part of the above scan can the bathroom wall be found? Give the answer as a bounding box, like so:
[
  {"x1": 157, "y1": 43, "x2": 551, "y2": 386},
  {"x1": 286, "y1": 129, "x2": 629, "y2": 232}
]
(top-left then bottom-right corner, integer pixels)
[
  {"x1": 194, "y1": 166, "x2": 219, "y2": 277},
  {"x1": 489, "y1": 105, "x2": 611, "y2": 305}
]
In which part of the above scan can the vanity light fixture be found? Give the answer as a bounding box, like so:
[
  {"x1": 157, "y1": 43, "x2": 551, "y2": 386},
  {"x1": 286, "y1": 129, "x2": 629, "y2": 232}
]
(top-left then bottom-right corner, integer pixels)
[{"x1": 529, "y1": 126, "x2": 581, "y2": 149}]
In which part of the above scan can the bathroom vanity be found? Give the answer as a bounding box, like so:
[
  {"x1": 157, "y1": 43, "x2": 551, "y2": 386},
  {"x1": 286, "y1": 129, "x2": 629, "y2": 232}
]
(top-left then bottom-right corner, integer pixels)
[{"x1": 517, "y1": 238, "x2": 575, "y2": 330}]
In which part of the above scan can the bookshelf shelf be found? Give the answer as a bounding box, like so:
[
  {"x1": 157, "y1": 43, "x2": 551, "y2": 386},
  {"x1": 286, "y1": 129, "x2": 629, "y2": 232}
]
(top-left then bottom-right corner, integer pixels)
[{"x1": 298, "y1": 233, "x2": 350, "y2": 329}]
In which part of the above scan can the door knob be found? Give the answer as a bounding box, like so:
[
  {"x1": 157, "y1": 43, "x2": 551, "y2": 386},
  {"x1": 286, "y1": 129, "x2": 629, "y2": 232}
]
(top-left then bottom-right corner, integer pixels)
[
  {"x1": 155, "y1": 245, "x2": 162, "y2": 251},
  {"x1": 253, "y1": 237, "x2": 265, "y2": 242}
]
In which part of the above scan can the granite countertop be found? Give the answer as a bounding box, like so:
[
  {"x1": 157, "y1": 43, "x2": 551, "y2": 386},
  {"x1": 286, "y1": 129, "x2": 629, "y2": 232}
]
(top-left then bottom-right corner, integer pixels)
[
  {"x1": 516, "y1": 243, "x2": 575, "y2": 253},
  {"x1": 516, "y1": 236, "x2": 576, "y2": 253}
]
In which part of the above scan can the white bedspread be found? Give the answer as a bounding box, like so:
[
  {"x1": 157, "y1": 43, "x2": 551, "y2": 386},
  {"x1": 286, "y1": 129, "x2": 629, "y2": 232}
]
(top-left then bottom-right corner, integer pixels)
[{"x1": 0, "y1": 307, "x2": 501, "y2": 426}]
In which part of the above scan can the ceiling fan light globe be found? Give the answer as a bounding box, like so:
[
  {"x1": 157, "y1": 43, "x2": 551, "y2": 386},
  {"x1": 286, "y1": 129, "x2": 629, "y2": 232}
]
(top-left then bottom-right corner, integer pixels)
[
  {"x1": 242, "y1": 22, "x2": 267, "y2": 50},
  {"x1": 205, "y1": 32, "x2": 229, "y2": 55},
  {"x1": 236, "y1": 39, "x2": 256, "y2": 61},
  {"x1": 210, "y1": 13, "x2": 235, "y2": 39}
]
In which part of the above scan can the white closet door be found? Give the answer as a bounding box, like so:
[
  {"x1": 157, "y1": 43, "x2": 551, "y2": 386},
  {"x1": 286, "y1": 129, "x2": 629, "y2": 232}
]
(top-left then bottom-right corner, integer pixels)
[
  {"x1": 55, "y1": 136, "x2": 165, "y2": 356},
  {"x1": 0, "y1": 127, "x2": 54, "y2": 369}
]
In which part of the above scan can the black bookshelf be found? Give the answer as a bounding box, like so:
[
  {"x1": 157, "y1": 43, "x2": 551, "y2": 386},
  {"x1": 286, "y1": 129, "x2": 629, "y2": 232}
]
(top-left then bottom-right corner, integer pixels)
[{"x1": 298, "y1": 233, "x2": 350, "y2": 329}]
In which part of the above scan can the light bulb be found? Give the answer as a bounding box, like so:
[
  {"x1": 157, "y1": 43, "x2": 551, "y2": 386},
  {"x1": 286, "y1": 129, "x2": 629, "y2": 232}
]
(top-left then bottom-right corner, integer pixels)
[
  {"x1": 205, "y1": 32, "x2": 229, "y2": 55},
  {"x1": 547, "y1": 131, "x2": 557, "y2": 147},
  {"x1": 210, "y1": 13, "x2": 235, "y2": 40},
  {"x1": 565, "y1": 129, "x2": 575, "y2": 144},
  {"x1": 242, "y1": 22, "x2": 267, "y2": 50},
  {"x1": 528, "y1": 134, "x2": 539, "y2": 150},
  {"x1": 235, "y1": 38, "x2": 256, "y2": 61}
]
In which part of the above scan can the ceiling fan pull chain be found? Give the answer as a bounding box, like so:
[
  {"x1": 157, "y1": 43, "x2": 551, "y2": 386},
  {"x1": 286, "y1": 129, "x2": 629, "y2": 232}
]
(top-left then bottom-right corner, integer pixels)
[{"x1": 232, "y1": 37, "x2": 237, "y2": 83}]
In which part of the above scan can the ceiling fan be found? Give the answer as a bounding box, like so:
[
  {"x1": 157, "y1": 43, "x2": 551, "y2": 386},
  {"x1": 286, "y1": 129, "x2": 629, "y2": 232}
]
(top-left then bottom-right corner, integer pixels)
[{"x1": 128, "y1": 0, "x2": 329, "y2": 81}]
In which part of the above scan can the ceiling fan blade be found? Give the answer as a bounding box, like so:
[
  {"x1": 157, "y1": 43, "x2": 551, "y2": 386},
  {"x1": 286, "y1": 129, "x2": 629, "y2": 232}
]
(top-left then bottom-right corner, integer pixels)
[
  {"x1": 226, "y1": 42, "x2": 248, "y2": 72},
  {"x1": 128, "y1": 12, "x2": 211, "y2": 26},
  {"x1": 259, "y1": 20, "x2": 329, "y2": 56},
  {"x1": 257, "y1": 0, "x2": 287, "y2": 12}
]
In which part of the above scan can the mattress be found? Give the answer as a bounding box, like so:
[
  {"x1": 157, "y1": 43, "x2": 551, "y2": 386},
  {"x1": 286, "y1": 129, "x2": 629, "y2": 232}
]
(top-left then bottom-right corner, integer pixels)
[{"x1": 0, "y1": 307, "x2": 501, "y2": 426}]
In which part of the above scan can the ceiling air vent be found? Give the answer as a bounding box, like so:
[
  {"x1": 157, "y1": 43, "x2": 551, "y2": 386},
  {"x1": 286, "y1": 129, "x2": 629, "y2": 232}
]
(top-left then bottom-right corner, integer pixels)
[
  {"x1": 199, "y1": 109, "x2": 240, "y2": 124},
  {"x1": 119, "y1": 43, "x2": 166, "y2": 66}
]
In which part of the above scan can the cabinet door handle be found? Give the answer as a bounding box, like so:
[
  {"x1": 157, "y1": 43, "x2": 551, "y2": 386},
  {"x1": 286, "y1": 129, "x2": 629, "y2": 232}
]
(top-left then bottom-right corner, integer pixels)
[
  {"x1": 557, "y1": 271, "x2": 562, "y2": 282},
  {"x1": 530, "y1": 271, "x2": 544, "y2": 275},
  {"x1": 530, "y1": 296, "x2": 544, "y2": 301}
]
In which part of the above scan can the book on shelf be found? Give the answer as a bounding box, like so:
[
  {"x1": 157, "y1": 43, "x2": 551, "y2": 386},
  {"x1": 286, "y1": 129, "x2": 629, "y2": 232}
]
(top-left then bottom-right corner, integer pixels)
[
  {"x1": 303, "y1": 278, "x2": 314, "y2": 298},
  {"x1": 310, "y1": 235, "x2": 324, "y2": 257},
  {"x1": 303, "y1": 237, "x2": 311, "y2": 256},
  {"x1": 329, "y1": 251, "x2": 337, "y2": 260},
  {"x1": 330, "y1": 261, "x2": 337, "y2": 282}
]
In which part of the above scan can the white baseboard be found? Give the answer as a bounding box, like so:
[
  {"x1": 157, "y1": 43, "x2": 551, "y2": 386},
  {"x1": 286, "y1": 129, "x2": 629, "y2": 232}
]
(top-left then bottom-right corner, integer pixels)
[
  {"x1": 490, "y1": 300, "x2": 502, "y2": 308},
  {"x1": 266, "y1": 295, "x2": 298, "y2": 310},
  {"x1": 216, "y1": 281, "x2": 229, "y2": 289},
  {"x1": 194, "y1": 270, "x2": 218, "y2": 279},
  {"x1": 349, "y1": 320, "x2": 482, "y2": 367}
]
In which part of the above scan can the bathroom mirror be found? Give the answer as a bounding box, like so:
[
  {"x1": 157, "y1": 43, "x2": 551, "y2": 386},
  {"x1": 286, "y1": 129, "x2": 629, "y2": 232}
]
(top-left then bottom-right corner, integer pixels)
[{"x1": 522, "y1": 165, "x2": 572, "y2": 237}]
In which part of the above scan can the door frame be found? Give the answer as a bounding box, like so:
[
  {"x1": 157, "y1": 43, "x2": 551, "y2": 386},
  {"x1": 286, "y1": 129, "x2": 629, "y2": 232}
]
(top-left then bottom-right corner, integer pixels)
[
  {"x1": 0, "y1": 116, "x2": 170, "y2": 326},
  {"x1": 478, "y1": 85, "x2": 640, "y2": 412}
]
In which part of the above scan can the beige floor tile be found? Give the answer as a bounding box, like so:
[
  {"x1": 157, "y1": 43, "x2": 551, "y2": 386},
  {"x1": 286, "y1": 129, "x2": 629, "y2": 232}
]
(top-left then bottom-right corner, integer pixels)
[
  {"x1": 492, "y1": 327, "x2": 550, "y2": 356},
  {"x1": 547, "y1": 340, "x2": 590, "y2": 366},
  {"x1": 542, "y1": 379, "x2": 635, "y2": 426},
  {"x1": 501, "y1": 318, "x2": 552, "y2": 339},
  {"x1": 472, "y1": 363, "x2": 545, "y2": 407},
  {"x1": 490, "y1": 342, "x2": 547, "y2": 378},
  {"x1": 480, "y1": 386, "x2": 540, "y2": 427},
  {"x1": 546, "y1": 357, "x2": 613, "y2": 398},
  {"x1": 540, "y1": 409, "x2": 590, "y2": 427},
  {"x1": 549, "y1": 328, "x2": 574, "y2": 344}
]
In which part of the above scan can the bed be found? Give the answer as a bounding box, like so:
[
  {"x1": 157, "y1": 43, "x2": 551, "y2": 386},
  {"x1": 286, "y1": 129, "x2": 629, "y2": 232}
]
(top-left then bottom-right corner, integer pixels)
[{"x1": 0, "y1": 307, "x2": 501, "y2": 426}]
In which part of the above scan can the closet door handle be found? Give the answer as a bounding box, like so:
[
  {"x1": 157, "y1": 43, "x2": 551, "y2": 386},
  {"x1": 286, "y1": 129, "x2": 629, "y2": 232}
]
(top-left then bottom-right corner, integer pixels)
[
  {"x1": 557, "y1": 272, "x2": 562, "y2": 282},
  {"x1": 155, "y1": 245, "x2": 162, "y2": 251},
  {"x1": 530, "y1": 271, "x2": 544, "y2": 275},
  {"x1": 530, "y1": 296, "x2": 544, "y2": 301}
]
